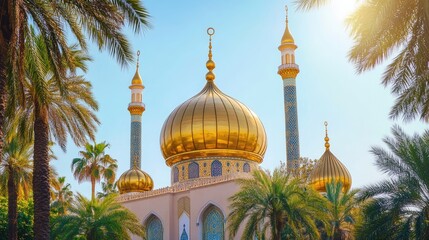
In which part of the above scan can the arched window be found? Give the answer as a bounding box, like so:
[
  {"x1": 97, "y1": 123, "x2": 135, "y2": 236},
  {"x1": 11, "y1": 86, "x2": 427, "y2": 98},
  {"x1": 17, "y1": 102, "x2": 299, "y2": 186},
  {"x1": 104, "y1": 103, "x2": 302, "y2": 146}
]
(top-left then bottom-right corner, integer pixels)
[
  {"x1": 173, "y1": 167, "x2": 179, "y2": 183},
  {"x1": 211, "y1": 160, "x2": 222, "y2": 177},
  {"x1": 291, "y1": 54, "x2": 295, "y2": 63},
  {"x1": 243, "y1": 163, "x2": 250, "y2": 173},
  {"x1": 203, "y1": 206, "x2": 224, "y2": 240},
  {"x1": 286, "y1": 54, "x2": 290, "y2": 64},
  {"x1": 146, "y1": 215, "x2": 163, "y2": 240},
  {"x1": 188, "y1": 162, "x2": 199, "y2": 179}
]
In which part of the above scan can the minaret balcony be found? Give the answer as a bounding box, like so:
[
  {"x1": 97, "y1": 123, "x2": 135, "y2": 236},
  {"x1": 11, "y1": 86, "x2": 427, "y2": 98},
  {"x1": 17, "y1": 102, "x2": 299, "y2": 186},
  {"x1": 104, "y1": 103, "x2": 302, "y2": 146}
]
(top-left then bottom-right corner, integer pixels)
[
  {"x1": 129, "y1": 102, "x2": 145, "y2": 108},
  {"x1": 278, "y1": 63, "x2": 299, "y2": 71}
]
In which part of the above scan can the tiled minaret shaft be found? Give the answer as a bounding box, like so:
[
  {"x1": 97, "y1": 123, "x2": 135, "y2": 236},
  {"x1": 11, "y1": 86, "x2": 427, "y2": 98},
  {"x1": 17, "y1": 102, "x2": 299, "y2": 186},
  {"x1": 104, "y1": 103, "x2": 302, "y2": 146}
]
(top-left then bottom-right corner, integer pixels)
[
  {"x1": 128, "y1": 51, "x2": 145, "y2": 168},
  {"x1": 278, "y1": 6, "x2": 300, "y2": 169}
]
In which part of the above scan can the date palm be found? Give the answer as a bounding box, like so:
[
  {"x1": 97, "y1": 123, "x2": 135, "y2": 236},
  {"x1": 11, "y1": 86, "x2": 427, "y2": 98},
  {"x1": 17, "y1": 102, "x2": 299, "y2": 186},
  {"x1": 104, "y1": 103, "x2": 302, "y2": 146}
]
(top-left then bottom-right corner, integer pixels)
[
  {"x1": 324, "y1": 182, "x2": 360, "y2": 240},
  {"x1": 10, "y1": 31, "x2": 99, "y2": 239},
  {"x1": 96, "y1": 181, "x2": 118, "y2": 199},
  {"x1": 51, "y1": 176, "x2": 73, "y2": 215},
  {"x1": 228, "y1": 168, "x2": 326, "y2": 240},
  {"x1": 51, "y1": 193, "x2": 144, "y2": 240},
  {"x1": 72, "y1": 142, "x2": 117, "y2": 201},
  {"x1": 356, "y1": 126, "x2": 429, "y2": 239},
  {"x1": 0, "y1": 136, "x2": 33, "y2": 240},
  {"x1": 296, "y1": 0, "x2": 429, "y2": 122},
  {"x1": 1, "y1": 2, "x2": 149, "y2": 238}
]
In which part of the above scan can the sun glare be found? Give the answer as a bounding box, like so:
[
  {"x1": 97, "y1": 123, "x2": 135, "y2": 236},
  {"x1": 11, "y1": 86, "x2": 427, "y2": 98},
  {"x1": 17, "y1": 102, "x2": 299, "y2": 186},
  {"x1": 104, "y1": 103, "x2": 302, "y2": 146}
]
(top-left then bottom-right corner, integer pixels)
[{"x1": 332, "y1": 0, "x2": 360, "y2": 20}]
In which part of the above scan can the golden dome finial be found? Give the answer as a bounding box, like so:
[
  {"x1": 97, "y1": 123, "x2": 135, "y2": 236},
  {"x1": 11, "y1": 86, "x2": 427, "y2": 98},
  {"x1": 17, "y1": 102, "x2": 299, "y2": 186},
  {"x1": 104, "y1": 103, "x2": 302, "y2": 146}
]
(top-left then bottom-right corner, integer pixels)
[
  {"x1": 136, "y1": 50, "x2": 140, "y2": 69},
  {"x1": 206, "y1": 27, "x2": 216, "y2": 82},
  {"x1": 286, "y1": 5, "x2": 288, "y2": 25},
  {"x1": 324, "y1": 121, "x2": 330, "y2": 150},
  {"x1": 131, "y1": 50, "x2": 143, "y2": 85},
  {"x1": 281, "y1": 5, "x2": 295, "y2": 44}
]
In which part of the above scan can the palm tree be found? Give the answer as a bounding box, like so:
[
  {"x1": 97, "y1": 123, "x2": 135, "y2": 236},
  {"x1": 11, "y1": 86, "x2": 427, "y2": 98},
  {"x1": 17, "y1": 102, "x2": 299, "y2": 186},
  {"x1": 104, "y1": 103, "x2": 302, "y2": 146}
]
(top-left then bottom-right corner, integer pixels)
[
  {"x1": 51, "y1": 177, "x2": 73, "y2": 215},
  {"x1": 356, "y1": 126, "x2": 429, "y2": 239},
  {"x1": 96, "y1": 181, "x2": 118, "y2": 199},
  {"x1": 0, "y1": 137, "x2": 33, "y2": 240},
  {"x1": 9, "y1": 31, "x2": 100, "y2": 239},
  {"x1": 296, "y1": 0, "x2": 429, "y2": 122},
  {"x1": 0, "y1": 0, "x2": 149, "y2": 157},
  {"x1": 323, "y1": 182, "x2": 360, "y2": 240},
  {"x1": 51, "y1": 193, "x2": 144, "y2": 240},
  {"x1": 1, "y1": 2, "x2": 149, "y2": 239},
  {"x1": 72, "y1": 142, "x2": 117, "y2": 201},
  {"x1": 228, "y1": 168, "x2": 326, "y2": 240}
]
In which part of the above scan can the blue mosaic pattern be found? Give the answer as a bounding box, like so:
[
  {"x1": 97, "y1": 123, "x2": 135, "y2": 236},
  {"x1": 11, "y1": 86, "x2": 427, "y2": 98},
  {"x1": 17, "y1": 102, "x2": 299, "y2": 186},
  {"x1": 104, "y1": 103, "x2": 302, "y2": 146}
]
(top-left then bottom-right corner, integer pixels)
[
  {"x1": 188, "y1": 162, "x2": 199, "y2": 179},
  {"x1": 147, "y1": 216, "x2": 163, "y2": 240},
  {"x1": 203, "y1": 207, "x2": 224, "y2": 240},
  {"x1": 130, "y1": 120, "x2": 142, "y2": 168},
  {"x1": 283, "y1": 85, "x2": 300, "y2": 169},
  {"x1": 211, "y1": 160, "x2": 222, "y2": 177},
  {"x1": 173, "y1": 167, "x2": 179, "y2": 183},
  {"x1": 243, "y1": 163, "x2": 250, "y2": 173}
]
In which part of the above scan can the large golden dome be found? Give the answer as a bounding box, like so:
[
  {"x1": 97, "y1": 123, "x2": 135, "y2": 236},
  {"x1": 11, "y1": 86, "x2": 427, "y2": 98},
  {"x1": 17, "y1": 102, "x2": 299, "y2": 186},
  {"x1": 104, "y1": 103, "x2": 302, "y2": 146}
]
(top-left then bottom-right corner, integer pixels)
[
  {"x1": 309, "y1": 123, "x2": 352, "y2": 193},
  {"x1": 117, "y1": 166, "x2": 154, "y2": 194},
  {"x1": 160, "y1": 81, "x2": 267, "y2": 166},
  {"x1": 160, "y1": 29, "x2": 267, "y2": 167}
]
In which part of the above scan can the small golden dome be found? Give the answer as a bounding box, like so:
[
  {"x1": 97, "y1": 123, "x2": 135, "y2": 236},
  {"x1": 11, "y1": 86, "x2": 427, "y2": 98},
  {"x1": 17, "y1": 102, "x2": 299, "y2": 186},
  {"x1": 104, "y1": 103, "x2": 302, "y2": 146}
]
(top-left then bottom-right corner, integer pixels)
[
  {"x1": 131, "y1": 70, "x2": 142, "y2": 85},
  {"x1": 281, "y1": 25, "x2": 295, "y2": 44},
  {"x1": 117, "y1": 166, "x2": 153, "y2": 194},
  {"x1": 281, "y1": 6, "x2": 295, "y2": 44},
  {"x1": 309, "y1": 123, "x2": 352, "y2": 193}
]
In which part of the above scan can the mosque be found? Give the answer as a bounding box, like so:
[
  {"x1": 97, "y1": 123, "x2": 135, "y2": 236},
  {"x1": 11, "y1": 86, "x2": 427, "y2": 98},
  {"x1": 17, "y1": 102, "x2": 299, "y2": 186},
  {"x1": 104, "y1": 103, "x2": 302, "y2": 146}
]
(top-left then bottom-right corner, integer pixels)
[{"x1": 115, "y1": 8, "x2": 352, "y2": 240}]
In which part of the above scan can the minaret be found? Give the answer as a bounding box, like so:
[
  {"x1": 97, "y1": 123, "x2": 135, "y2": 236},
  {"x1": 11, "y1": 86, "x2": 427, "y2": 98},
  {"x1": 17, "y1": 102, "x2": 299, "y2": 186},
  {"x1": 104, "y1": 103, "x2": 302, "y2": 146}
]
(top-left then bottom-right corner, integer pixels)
[
  {"x1": 278, "y1": 6, "x2": 300, "y2": 170},
  {"x1": 127, "y1": 51, "x2": 145, "y2": 168}
]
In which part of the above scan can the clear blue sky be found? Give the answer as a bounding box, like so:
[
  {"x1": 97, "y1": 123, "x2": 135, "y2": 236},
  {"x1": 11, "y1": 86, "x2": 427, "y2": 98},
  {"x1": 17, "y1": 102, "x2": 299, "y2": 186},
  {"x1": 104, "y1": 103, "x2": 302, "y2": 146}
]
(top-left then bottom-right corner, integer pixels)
[{"x1": 53, "y1": 0, "x2": 426, "y2": 198}]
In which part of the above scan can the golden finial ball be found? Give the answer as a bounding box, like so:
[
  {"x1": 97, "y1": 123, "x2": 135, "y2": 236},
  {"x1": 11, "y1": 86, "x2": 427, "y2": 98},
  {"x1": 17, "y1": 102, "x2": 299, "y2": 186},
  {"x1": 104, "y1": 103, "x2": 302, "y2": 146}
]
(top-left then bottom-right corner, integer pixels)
[
  {"x1": 206, "y1": 60, "x2": 215, "y2": 70},
  {"x1": 324, "y1": 137, "x2": 329, "y2": 142},
  {"x1": 206, "y1": 72, "x2": 215, "y2": 81},
  {"x1": 325, "y1": 143, "x2": 330, "y2": 149}
]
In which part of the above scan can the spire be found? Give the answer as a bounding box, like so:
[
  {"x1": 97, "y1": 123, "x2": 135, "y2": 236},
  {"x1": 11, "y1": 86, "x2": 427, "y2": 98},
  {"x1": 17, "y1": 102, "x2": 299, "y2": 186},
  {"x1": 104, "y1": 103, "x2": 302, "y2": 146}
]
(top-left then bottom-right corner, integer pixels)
[
  {"x1": 281, "y1": 5, "x2": 295, "y2": 44},
  {"x1": 324, "y1": 121, "x2": 330, "y2": 150},
  {"x1": 132, "y1": 51, "x2": 143, "y2": 85},
  {"x1": 205, "y1": 27, "x2": 216, "y2": 82}
]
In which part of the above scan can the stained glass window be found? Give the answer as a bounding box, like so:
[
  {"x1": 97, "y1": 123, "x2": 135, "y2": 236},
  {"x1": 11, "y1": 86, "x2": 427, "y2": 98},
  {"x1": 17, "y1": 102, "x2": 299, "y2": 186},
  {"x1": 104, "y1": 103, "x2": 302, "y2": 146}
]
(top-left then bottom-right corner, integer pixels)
[
  {"x1": 188, "y1": 162, "x2": 199, "y2": 179},
  {"x1": 203, "y1": 206, "x2": 224, "y2": 240},
  {"x1": 211, "y1": 160, "x2": 222, "y2": 177},
  {"x1": 243, "y1": 163, "x2": 250, "y2": 173},
  {"x1": 146, "y1": 215, "x2": 163, "y2": 240},
  {"x1": 173, "y1": 167, "x2": 179, "y2": 183}
]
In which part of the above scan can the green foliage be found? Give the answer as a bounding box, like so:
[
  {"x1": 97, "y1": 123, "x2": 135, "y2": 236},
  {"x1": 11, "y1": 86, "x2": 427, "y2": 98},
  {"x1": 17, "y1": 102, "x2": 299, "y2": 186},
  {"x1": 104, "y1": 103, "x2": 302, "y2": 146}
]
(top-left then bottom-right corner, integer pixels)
[
  {"x1": 51, "y1": 177, "x2": 74, "y2": 215},
  {"x1": 51, "y1": 193, "x2": 144, "y2": 240},
  {"x1": 0, "y1": 137, "x2": 33, "y2": 199},
  {"x1": 228, "y1": 168, "x2": 326, "y2": 240},
  {"x1": 96, "y1": 181, "x2": 118, "y2": 199},
  {"x1": 72, "y1": 142, "x2": 118, "y2": 200},
  {"x1": 0, "y1": 197, "x2": 34, "y2": 239},
  {"x1": 356, "y1": 126, "x2": 429, "y2": 239},
  {"x1": 323, "y1": 182, "x2": 361, "y2": 240}
]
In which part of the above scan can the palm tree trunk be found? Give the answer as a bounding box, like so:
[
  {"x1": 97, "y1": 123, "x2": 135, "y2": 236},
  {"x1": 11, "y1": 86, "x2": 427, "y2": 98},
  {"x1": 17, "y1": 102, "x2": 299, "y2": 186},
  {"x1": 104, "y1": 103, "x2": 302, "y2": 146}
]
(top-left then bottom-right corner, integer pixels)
[
  {"x1": 0, "y1": 2, "x2": 13, "y2": 168},
  {"x1": 91, "y1": 177, "x2": 95, "y2": 201},
  {"x1": 8, "y1": 167, "x2": 18, "y2": 240},
  {"x1": 33, "y1": 102, "x2": 50, "y2": 240}
]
